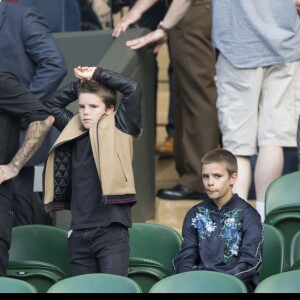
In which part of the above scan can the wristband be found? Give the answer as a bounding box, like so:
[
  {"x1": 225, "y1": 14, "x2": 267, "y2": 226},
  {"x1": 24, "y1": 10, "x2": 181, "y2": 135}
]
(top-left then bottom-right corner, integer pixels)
[
  {"x1": 157, "y1": 21, "x2": 169, "y2": 34},
  {"x1": 92, "y1": 67, "x2": 103, "y2": 80}
]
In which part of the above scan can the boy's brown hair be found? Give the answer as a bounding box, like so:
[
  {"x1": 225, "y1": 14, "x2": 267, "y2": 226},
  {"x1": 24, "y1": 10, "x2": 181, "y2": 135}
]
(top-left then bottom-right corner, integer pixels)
[
  {"x1": 201, "y1": 148, "x2": 238, "y2": 176},
  {"x1": 77, "y1": 79, "x2": 117, "y2": 110}
]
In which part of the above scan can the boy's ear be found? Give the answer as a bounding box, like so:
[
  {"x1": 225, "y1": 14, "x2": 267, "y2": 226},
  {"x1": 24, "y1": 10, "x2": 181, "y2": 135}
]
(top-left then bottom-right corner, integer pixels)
[
  {"x1": 105, "y1": 105, "x2": 114, "y2": 115},
  {"x1": 230, "y1": 172, "x2": 238, "y2": 186}
]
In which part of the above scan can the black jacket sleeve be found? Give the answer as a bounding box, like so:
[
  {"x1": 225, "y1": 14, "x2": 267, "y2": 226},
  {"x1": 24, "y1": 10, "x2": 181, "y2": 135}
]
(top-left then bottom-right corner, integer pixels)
[
  {"x1": 43, "y1": 82, "x2": 78, "y2": 131},
  {"x1": 173, "y1": 207, "x2": 199, "y2": 273},
  {"x1": 93, "y1": 68, "x2": 143, "y2": 137},
  {"x1": 21, "y1": 5, "x2": 68, "y2": 101},
  {"x1": 0, "y1": 69, "x2": 50, "y2": 122}
]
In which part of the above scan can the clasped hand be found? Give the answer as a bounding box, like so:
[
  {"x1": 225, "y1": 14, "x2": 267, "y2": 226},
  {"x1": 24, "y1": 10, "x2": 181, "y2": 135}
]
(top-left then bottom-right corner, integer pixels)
[{"x1": 74, "y1": 66, "x2": 97, "y2": 81}]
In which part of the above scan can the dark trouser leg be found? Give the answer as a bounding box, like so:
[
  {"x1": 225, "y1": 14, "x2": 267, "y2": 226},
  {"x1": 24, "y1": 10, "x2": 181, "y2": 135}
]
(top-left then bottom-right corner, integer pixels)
[
  {"x1": 10, "y1": 166, "x2": 35, "y2": 226},
  {"x1": 168, "y1": 0, "x2": 219, "y2": 192},
  {"x1": 166, "y1": 52, "x2": 175, "y2": 138},
  {"x1": 0, "y1": 198, "x2": 13, "y2": 276},
  {"x1": 68, "y1": 224, "x2": 129, "y2": 276},
  {"x1": 96, "y1": 224, "x2": 129, "y2": 276}
]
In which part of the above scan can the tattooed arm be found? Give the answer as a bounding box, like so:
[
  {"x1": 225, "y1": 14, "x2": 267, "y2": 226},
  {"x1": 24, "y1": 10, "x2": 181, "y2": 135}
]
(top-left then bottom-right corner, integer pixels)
[{"x1": 0, "y1": 115, "x2": 54, "y2": 184}]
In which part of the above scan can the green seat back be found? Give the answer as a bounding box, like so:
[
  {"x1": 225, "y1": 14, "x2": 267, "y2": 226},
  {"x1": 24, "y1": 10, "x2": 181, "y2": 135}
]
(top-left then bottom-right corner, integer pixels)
[
  {"x1": 129, "y1": 223, "x2": 182, "y2": 274},
  {"x1": 264, "y1": 171, "x2": 300, "y2": 267},
  {"x1": 149, "y1": 270, "x2": 248, "y2": 293},
  {"x1": 128, "y1": 257, "x2": 170, "y2": 293},
  {"x1": 7, "y1": 260, "x2": 66, "y2": 293},
  {"x1": 47, "y1": 273, "x2": 142, "y2": 293},
  {"x1": 289, "y1": 260, "x2": 300, "y2": 270},
  {"x1": 9, "y1": 224, "x2": 71, "y2": 277},
  {"x1": 265, "y1": 211, "x2": 300, "y2": 268},
  {"x1": 290, "y1": 230, "x2": 300, "y2": 269},
  {"x1": 265, "y1": 171, "x2": 300, "y2": 216},
  {"x1": 0, "y1": 277, "x2": 37, "y2": 293},
  {"x1": 255, "y1": 270, "x2": 300, "y2": 293},
  {"x1": 259, "y1": 224, "x2": 285, "y2": 281}
]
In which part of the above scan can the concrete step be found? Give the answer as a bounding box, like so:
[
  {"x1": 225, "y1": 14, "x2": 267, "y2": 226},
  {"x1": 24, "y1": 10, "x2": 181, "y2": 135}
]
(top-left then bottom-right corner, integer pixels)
[
  {"x1": 145, "y1": 197, "x2": 201, "y2": 235},
  {"x1": 147, "y1": 196, "x2": 257, "y2": 235},
  {"x1": 155, "y1": 197, "x2": 200, "y2": 226}
]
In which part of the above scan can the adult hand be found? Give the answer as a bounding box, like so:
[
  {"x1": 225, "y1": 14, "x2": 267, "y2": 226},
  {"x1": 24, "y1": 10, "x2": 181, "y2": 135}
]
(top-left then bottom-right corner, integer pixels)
[
  {"x1": 112, "y1": 9, "x2": 142, "y2": 37},
  {"x1": 125, "y1": 28, "x2": 167, "y2": 54}
]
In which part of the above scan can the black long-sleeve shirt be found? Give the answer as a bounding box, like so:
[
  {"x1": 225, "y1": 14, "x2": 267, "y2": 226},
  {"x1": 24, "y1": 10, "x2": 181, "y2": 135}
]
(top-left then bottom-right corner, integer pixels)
[{"x1": 0, "y1": 69, "x2": 50, "y2": 200}]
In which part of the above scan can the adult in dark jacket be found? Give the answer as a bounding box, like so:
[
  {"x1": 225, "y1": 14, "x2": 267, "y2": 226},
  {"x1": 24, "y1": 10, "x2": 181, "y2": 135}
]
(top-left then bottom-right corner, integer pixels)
[
  {"x1": 0, "y1": 1, "x2": 67, "y2": 226},
  {"x1": 18, "y1": 0, "x2": 82, "y2": 32},
  {"x1": 0, "y1": 69, "x2": 54, "y2": 276},
  {"x1": 173, "y1": 149, "x2": 263, "y2": 293}
]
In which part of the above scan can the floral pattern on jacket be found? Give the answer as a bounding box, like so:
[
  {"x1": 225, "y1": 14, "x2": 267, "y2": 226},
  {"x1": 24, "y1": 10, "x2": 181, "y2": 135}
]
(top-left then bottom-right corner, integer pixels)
[
  {"x1": 173, "y1": 194, "x2": 263, "y2": 292},
  {"x1": 192, "y1": 207, "x2": 242, "y2": 262}
]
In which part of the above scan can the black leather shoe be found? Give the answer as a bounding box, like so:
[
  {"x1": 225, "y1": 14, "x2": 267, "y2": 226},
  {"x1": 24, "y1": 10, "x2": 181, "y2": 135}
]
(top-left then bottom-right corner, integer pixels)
[{"x1": 156, "y1": 184, "x2": 207, "y2": 200}]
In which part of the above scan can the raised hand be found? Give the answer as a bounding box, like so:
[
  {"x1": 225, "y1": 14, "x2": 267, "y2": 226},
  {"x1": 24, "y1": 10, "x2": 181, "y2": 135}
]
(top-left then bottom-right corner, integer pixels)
[{"x1": 74, "y1": 66, "x2": 97, "y2": 80}]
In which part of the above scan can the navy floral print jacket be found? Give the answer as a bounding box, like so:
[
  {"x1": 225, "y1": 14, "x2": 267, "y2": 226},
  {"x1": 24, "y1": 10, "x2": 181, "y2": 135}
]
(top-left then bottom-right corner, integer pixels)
[{"x1": 173, "y1": 193, "x2": 263, "y2": 292}]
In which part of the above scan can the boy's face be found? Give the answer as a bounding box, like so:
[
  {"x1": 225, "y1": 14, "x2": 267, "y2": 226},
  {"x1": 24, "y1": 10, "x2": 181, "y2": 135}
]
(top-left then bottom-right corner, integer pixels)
[
  {"x1": 78, "y1": 93, "x2": 113, "y2": 129},
  {"x1": 202, "y1": 162, "x2": 237, "y2": 205}
]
